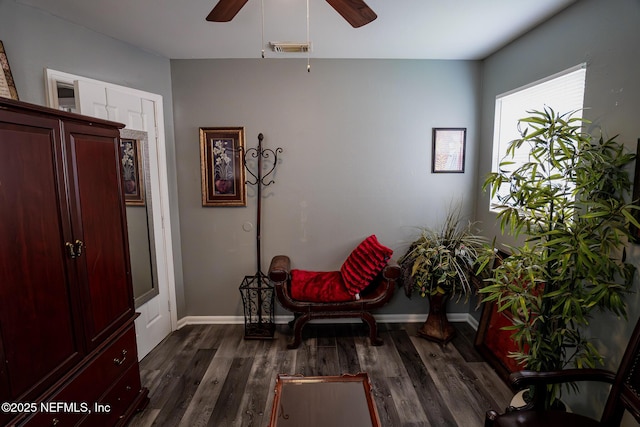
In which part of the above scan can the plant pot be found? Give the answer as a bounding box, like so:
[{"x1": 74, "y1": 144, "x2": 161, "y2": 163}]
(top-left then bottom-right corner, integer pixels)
[{"x1": 417, "y1": 293, "x2": 456, "y2": 344}]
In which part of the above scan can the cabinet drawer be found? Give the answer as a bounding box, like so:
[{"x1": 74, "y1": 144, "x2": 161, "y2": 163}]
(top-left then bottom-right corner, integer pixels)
[
  {"x1": 19, "y1": 403, "x2": 85, "y2": 427},
  {"x1": 19, "y1": 326, "x2": 138, "y2": 427},
  {"x1": 80, "y1": 363, "x2": 142, "y2": 427},
  {"x1": 82, "y1": 325, "x2": 137, "y2": 395},
  {"x1": 20, "y1": 364, "x2": 142, "y2": 427}
]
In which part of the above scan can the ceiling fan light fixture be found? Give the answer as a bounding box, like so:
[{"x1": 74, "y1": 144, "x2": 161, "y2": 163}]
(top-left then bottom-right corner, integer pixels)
[{"x1": 269, "y1": 42, "x2": 312, "y2": 53}]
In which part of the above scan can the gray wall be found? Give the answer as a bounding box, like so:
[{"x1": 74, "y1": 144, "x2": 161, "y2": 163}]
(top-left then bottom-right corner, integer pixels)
[
  {"x1": 171, "y1": 58, "x2": 482, "y2": 317},
  {"x1": 0, "y1": 0, "x2": 187, "y2": 316},
  {"x1": 475, "y1": 0, "x2": 640, "y2": 420},
  {"x1": 6, "y1": 2, "x2": 640, "y2": 418}
]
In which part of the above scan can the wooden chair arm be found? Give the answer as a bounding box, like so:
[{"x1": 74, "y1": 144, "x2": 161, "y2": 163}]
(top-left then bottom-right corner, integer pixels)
[
  {"x1": 268, "y1": 255, "x2": 291, "y2": 282},
  {"x1": 382, "y1": 259, "x2": 400, "y2": 280},
  {"x1": 507, "y1": 368, "x2": 616, "y2": 410},
  {"x1": 268, "y1": 255, "x2": 300, "y2": 313},
  {"x1": 509, "y1": 368, "x2": 616, "y2": 389}
]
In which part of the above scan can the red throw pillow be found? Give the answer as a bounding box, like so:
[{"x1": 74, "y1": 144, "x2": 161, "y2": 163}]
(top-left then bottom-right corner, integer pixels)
[
  {"x1": 340, "y1": 235, "x2": 393, "y2": 296},
  {"x1": 290, "y1": 270, "x2": 354, "y2": 302}
]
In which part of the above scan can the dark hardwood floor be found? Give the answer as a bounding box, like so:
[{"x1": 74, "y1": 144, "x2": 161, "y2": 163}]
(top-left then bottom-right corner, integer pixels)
[{"x1": 128, "y1": 322, "x2": 512, "y2": 427}]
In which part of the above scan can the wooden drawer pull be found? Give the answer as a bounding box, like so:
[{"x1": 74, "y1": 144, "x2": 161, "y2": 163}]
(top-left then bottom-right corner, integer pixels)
[{"x1": 113, "y1": 349, "x2": 128, "y2": 366}]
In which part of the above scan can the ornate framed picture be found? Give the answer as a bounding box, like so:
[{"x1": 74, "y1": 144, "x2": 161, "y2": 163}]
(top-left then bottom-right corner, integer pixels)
[
  {"x1": 119, "y1": 134, "x2": 145, "y2": 206},
  {"x1": 0, "y1": 41, "x2": 18, "y2": 100},
  {"x1": 432, "y1": 128, "x2": 466, "y2": 173},
  {"x1": 200, "y1": 127, "x2": 246, "y2": 207}
]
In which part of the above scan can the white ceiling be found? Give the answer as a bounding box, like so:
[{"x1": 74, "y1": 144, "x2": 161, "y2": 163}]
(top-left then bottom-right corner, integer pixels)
[{"x1": 17, "y1": 0, "x2": 576, "y2": 60}]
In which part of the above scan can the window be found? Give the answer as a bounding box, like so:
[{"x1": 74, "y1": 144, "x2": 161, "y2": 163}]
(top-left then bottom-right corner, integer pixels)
[{"x1": 489, "y1": 64, "x2": 587, "y2": 211}]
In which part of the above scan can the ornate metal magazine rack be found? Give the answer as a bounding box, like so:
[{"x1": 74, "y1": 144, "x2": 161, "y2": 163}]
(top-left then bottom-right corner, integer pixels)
[{"x1": 239, "y1": 133, "x2": 283, "y2": 339}]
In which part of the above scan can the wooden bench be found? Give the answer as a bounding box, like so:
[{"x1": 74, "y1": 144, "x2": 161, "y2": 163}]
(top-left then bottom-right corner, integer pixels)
[{"x1": 268, "y1": 255, "x2": 400, "y2": 349}]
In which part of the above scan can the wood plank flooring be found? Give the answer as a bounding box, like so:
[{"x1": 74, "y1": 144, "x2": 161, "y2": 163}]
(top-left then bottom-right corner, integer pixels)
[{"x1": 128, "y1": 322, "x2": 512, "y2": 427}]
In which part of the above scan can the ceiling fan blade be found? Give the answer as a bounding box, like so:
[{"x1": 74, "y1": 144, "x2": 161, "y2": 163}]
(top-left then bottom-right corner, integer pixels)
[
  {"x1": 206, "y1": 0, "x2": 249, "y2": 22},
  {"x1": 325, "y1": 0, "x2": 377, "y2": 28}
]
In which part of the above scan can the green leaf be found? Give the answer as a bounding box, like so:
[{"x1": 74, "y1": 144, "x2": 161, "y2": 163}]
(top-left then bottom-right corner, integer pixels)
[{"x1": 479, "y1": 107, "x2": 640, "y2": 391}]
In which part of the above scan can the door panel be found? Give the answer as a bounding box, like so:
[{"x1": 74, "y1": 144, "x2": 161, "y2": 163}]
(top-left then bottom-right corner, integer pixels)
[
  {"x1": 75, "y1": 80, "x2": 109, "y2": 120},
  {"x1": 106, "y1": 88, "x2": 145, "y2": 130},
  {"x1": 134, "y1": 98, "x2": 172, "y2": 359},
  {"x1": 0, "y1": 112, "x2": 82, "y2": 405},
  {"x1": 65, "y1": 122, "x2": 134, "y2": 346}
]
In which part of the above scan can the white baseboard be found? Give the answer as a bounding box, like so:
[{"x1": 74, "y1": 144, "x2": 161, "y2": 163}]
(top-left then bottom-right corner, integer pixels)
[
  {"x1": 176, "y1": 313, "x2": 477, "y2": 330},
  {"x1": 467, "y1": 314, "x2": 480, "y2": 330}
]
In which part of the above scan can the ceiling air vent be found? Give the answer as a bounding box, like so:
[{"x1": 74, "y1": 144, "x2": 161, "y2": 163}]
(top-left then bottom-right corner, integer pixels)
[{"x1": 269, "y1": 42, "x2": 312, "y2": 53}]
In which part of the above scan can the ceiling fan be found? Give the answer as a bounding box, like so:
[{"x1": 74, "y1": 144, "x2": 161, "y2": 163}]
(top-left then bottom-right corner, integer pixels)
[{"x1": 206, "y1": 0, "x2": 377, "y2": 28}]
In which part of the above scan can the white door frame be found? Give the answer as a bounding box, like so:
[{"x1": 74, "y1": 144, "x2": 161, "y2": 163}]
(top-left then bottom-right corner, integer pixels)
[{"x1": 44, "y1": 69, "x2": 178, "y2": 357}]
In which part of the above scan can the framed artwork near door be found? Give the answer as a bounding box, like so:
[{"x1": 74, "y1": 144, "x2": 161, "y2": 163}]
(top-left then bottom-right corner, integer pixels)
[
  {"x1": 120, "y1": 136, "x2": 145, "y2": 206},
  {"x1": 0, "y1": 41, "x2": 18, "y2": 100},
  {"x1": 199, "y1": 127, "x2": 246, "y2": 206}
]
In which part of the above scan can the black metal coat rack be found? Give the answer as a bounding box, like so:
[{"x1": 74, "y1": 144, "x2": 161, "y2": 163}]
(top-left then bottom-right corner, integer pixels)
[{"x1": 239, "y1": 133, "x2": 283, "y2": 339}]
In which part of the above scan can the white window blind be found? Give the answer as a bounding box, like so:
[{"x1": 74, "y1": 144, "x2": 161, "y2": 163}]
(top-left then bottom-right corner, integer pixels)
[{"x1": 490, "y1": 64, "x2": 587, "y2": 211}]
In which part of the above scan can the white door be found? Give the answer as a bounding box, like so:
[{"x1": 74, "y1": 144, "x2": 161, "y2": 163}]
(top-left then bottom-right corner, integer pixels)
[
  {"x1": 45, "y1": 70, "x2": 177, "y2": 359},
  {"x1": 103, "y1": 87, "x2": 173, "y2": 359}
]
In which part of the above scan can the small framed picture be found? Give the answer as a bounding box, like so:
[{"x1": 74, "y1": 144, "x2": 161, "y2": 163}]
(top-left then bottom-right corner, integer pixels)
[
  {"x1": 432, "y1": 128, "x2": 466, "y2": 173},
  {"x1": 119, "y1": 134, "x2": 145, "y2": 206},
  {"x1": 0, "y1": 41, "x2": 18, "y2": 100},
  {"x1": 200, "y1": 127, "x2": 246, "y2": 207}
]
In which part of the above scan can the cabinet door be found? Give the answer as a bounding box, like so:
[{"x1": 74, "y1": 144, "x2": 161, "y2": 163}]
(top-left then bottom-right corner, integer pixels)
[
  {"x1": 0, "y1": 110, "x2": 83, "y2": 408},
  {"x1": 63, "y1": 121, "x2": 134, "y2": 347}
]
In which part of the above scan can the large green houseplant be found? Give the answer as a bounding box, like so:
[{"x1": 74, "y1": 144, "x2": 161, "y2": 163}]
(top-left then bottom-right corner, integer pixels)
[
  {"x1": 400, "y1": 204, "x2": 486, "y2": 343},
  {"x1": 479, "y1": 107, "x2": 640, "y2": 408}
]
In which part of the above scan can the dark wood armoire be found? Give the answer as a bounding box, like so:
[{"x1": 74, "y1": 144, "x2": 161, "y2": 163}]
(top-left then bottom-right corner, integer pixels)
[{"x1": 0, "y1": 98, "x2": 148, "y2": 426}]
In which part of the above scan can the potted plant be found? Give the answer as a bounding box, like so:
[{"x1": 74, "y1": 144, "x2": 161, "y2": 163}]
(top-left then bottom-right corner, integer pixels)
[
  {"x1": 400, "y1": 204, "x2": 486, "y2": 343},
  {"x1": 478, "y1": 107, "x2": 640, "y2": 408}
]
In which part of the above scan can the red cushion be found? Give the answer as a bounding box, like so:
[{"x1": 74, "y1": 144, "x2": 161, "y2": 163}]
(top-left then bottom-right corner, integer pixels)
[
  {"x1": 290, "y1": 270, "x2": 354, "y2": 302},
  {"x1": 340, "y1": 235, "x2": 393, "y2": 296}
]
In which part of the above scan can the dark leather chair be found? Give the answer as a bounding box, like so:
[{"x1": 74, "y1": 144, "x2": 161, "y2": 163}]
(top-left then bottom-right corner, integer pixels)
[
  {"x1": 268, "y1": 255, "x2": 400, "y2": 349},
  {"x1": 485, "y1": 315, "x2": 640, "y2": 427}
]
